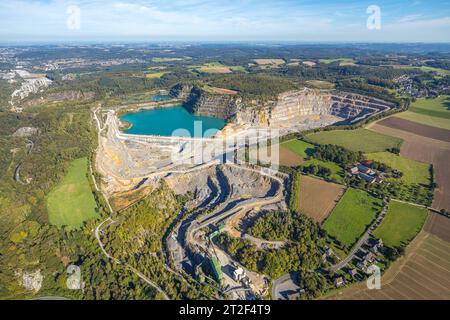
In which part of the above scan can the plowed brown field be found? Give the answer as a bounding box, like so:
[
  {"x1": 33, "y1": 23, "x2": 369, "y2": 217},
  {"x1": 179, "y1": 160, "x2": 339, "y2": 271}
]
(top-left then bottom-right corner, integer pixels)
[
  {"x1": 298, "y1": 175, "x2": 345, "y2": 223},
  {"x1": 279, "y1": 146, "x2": 305, "y2": 167},
  {"x1": 377, "y1": 117, "x2": 450, "y2": 142}
]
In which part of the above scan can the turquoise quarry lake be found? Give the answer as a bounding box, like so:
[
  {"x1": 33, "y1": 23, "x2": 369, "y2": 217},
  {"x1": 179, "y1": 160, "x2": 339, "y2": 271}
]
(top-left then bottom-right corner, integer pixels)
[{"x1": 120, "y1": 106, "x2": 226, "y2": 138}]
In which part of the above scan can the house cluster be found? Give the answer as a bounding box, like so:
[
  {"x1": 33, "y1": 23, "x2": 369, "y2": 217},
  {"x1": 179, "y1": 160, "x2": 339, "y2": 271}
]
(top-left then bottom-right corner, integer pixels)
[
  {"x1": 334, "y1": 238, "x2": 385, "y2": 288},
  {"x1": 349, "y1": 161, "x2": 388, "y2": 185},
  {"x1": 355, "y1": 238, "x2": 384, "y2": 273},
  {"x1": 321, "y1": 246, "x2": 334, "y2": 263}
]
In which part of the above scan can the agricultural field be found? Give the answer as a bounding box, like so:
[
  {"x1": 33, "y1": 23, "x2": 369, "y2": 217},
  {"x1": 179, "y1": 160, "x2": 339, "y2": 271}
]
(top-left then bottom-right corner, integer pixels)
[
  {"x1": 250, "y1": 143, "x2": 305, "y2": 167},
  {"x1": 305, "y1": 80, "x2": 335, "y2": 89},
  {"x1": 327, "y1": 230, "x2": 450, "y2": 300},
  {"x1": 301, "y1": 158, "x2": 346, "y2": 183},
  {"x1": 152, "y1": 57, "x2": 185, "y2": 62},
  {"x1": 281, "y1": 139, "x2": 316, "y2": 158},
  {"x1": 391, "y1": 65, "x2": 450, "y2": 76},
  {"x1": 298, "y1": 175, "x2": 346, "y2": 223},
  {"x1": 204, "y1": 86, "x2": 238, "y2": 95},
  {"x1": 305, "y1": 129, "x2": 403, "y2": 153},
  {"x1": 191, "y1": 62, "x2": 246, "y2": 74},
  {"x1": 253, "y1": 59, "x2": 285, "y2": 66},
  {"x1": 46, "y1": 157, "x2": 98, "y2": 228},
  {"x1": 319, "y1": 58, "x2": 356, "y2": 66},
  {"x1": 145, "y1": 71, "x2": 169, "y2": 79},
  {"x1": 323, "y1": 188, "x2": 383, "y2": 249},
  {"x1": 196, "y1": 63, "x2": 232, "y2": 74},
  {"x1": 365, "y1": 152, "x2": 431, "y2": 185},
  {"x1": 278, "y1": 147, "x2": 304, "y2": 167},
  {"x1": 376, "y1": 117, "x2": 450, "y2": 143},
  {"x1": 373, "y1": 200, "x2": 428, "y2": 248},
  {"x1": 395, "y1": 96, "x2": 450, "y2": 129},
  {"x1": 369, "y1": 120, "x2": 450, "y2": 211}
]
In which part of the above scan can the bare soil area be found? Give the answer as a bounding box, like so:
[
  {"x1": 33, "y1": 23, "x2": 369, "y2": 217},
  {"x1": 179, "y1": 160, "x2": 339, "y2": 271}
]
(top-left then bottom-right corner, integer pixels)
[
  {"x1": 279, "y1": 146, "x2": 305, "y2": 167},
  {"x1": 424, "y1": 212, "x2": 450, "y2": 243},
  {"x1": 298, "y1": 176, "x2": 346, "y2": 224},
  {"x1": 377, "y1": 117, "x2": 450, "y2": 143}
]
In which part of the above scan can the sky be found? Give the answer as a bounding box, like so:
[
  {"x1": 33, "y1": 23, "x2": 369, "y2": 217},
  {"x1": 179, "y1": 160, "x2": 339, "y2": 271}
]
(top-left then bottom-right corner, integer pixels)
[{"x1": 1, "y1": 0, "x2": 450, "y2": 43}]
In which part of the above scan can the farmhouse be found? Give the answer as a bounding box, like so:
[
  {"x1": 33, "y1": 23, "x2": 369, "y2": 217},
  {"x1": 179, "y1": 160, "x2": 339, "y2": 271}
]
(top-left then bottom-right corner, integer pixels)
[
  {"x1": 357, "y1": 260, "x2": 368, "y2": 271},
  {"x1": 361, "y1": 160, "x2": 374, "y2": 167},
  {"x1": 350, "y1": 166, "x2": 359, "y2": 175},
  {"x1": 359, "y1": 173, "x2": 376, "y2": 184},
  {"x1": 348, "y1": 269, "x2": 358, "y2": 277},
  {"x1": 357, "y1": 164, "x2": 375, "y2": 175},
  {"x1": 364, "y1": 252, "x2": 376, "y2": 263}
]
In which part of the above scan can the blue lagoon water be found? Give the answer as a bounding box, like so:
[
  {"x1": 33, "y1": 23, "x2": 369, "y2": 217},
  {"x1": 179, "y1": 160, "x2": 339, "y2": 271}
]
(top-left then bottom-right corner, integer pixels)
[
  {"x1": 152, "y1": 95, "x2": 172, "y2": 102},
  {"x1": 120, "y1": 106, "x2": 226, "y2": 138}
]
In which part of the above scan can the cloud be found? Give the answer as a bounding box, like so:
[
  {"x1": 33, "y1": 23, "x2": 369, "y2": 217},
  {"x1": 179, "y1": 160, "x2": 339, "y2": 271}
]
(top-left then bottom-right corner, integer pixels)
[
  {"x1": 0, "y1": 0, "x2": 449, "y2": 42},
  {"x1": 398, "y1": 14, "x2": 422, "y2": 23}
]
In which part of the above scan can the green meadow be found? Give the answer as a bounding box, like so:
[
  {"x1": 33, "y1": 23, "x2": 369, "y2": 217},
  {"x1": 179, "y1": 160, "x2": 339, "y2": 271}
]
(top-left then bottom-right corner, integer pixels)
[
  {"x1": 323, "y1": 188, "x2": 383, "y2": 249},
  {"x1": 46, "y1": 157, "x2": 98, "y2": 228}
]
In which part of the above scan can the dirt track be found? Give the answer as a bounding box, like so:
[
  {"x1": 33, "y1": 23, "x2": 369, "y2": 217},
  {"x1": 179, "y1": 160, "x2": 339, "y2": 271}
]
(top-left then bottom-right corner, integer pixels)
[
  {"x1": 298, "y1": 175, "x2": 345, "y2": 223},
  {"x1": 377, "y1": 117, "x2": 450, "y2": 142},
  {"x1": 369, "y1": 123, "x2": 450, "y2": 211}
]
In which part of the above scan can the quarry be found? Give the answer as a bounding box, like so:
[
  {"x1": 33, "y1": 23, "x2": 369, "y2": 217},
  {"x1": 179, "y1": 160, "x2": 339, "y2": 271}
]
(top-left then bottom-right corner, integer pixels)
[{"x1": 94, "y1": 83, "x2": 395, "y2": 299}]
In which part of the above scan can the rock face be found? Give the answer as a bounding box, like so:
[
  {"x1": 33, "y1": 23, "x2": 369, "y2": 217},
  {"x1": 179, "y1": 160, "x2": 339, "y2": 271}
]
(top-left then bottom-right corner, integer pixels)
[
  {"x1": 185, "y1": 86, "x2": 239, "y2": 120},
  {"x1": 11, "y1": 77, "x2": 52, "y2": 102},
  {"x1": 170, "y1": 84, "x2": 392, "y2": 127},
  {"x1": 170, "y1": 83, "x2": 194, "y2": 100},
  {"x1": 269, "y1": 89, "x2": 392, "y2": 126}
]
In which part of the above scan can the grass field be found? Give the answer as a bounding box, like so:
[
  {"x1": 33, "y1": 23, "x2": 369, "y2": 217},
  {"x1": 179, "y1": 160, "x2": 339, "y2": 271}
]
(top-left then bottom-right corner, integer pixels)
[
  {"x1": 391, "y1": 65, "x2": 450, "y2": 76},
  {"x1": 152, "y1": 57, "x2": 184, "y2": 62},
  {"x1": 281, "y1": 139, "x2": 316, "y2": 158},
  {"x1": 46, "y1": 157, "x2": 98, "y2": 228},
  {"x1": 323, "y1": 188, "x2": 383, "y2": 248},
  {"x1": 365, "y1": 152, "x2": 430, "y2": 185},
  {"x1": 319, "y1": 58, "x2": 356, "y2": 66},
  {"x1": 302, "y1": 159, "x2": 346, "y2": 183},
  {"x1": 305, "y1": 80, "x2": 335, "y2": 89},
  {"x1": 373, "y1": 201, "x2": 428, "y2": 248},
  {"x1": 197, "y1": 63, "x2": 232, "y2": 74},
  {"x1": 190, "y1": 62, "x2": 246, "y2": 74},
  {"x1": 145, "y1": 71, "x2": 168, "y2": 79},
  {"x1": 305, "y1": 129, "x2": 403, "y2": 153},
  {"x1": 407, "y1": 96, "x2": 450, "y2": 121},
  {"x1": 253, "y1": 59, "x2": 285, "y2": 66},
  {"x1": 395, "y1": 111, "x2": 450, "y2": 130}
]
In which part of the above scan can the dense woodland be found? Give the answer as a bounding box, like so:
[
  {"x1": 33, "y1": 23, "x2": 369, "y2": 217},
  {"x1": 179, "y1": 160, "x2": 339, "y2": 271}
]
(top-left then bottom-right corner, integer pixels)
[{"x1": 216, "y1": 210, "x2": 328, "y2": 298}]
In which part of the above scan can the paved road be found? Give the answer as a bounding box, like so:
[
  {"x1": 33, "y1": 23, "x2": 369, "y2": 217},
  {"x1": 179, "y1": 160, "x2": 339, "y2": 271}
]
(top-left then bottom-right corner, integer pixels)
[{"x1": 272, "y1": 273, "x2": 300, "y2": 300}]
